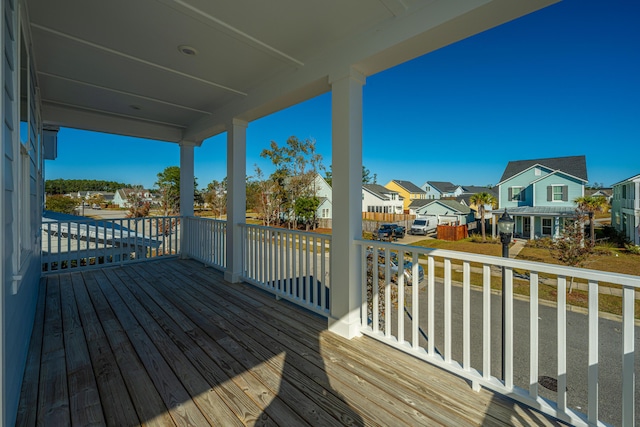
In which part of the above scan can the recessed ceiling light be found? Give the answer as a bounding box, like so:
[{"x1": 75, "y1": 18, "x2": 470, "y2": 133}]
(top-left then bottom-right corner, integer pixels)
[
  {"x1": 178, "y1": 45, "x2": 198, "y2": 56},
  {"x1": 130, "y1": 104, "x2": 142, "y2": 110}
]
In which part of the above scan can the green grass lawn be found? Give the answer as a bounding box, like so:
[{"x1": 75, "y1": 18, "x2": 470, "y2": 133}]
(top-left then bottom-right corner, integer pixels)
[{"x1": 406, "y1": 237, "x2": 640, "y2": 319}]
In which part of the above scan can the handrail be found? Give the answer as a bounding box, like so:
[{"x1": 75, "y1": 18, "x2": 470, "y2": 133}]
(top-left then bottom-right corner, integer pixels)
[{"x1": 355, "y1": 238, "x2": 638, "y2": 427}]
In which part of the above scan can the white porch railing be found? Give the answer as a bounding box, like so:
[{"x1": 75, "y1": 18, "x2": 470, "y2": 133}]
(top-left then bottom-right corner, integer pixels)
[
  {"x1": 239, "y1": 224, "x2": 331, "y2": 316},
  {"x1": 356, "y1": 239, "x2": 639, "y2": 427},
  {"x1": 182, "y1": 217, "x2": 227, "y2": 270},
  {"x1": 41, "y1": 216, "x2": 181, "y2": 273}
]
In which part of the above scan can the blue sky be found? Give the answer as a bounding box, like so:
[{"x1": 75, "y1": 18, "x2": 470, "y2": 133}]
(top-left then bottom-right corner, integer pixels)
[{"x1": 47, "y1": 0, "x2": 639, "y2": 190}]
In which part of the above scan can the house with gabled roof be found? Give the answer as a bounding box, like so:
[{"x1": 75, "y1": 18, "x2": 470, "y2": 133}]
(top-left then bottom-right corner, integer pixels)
[
  {"x1": 421, "y1": 181, "x2": 464, "y2": 200},
  {"x1": 413, "y1": 199, "x2": 475, "y2": 226},
  {"x1": 611, "y1": 173, "x2": 640, "y2": 245},
  {"x1": 456, "y1": 186, "x2": 498, "y2": 220},
  {"x1": 495, "y1": 155, "x2": 588, "y2": 240},
  {"x1": 385, "y1": 180, "x2": 426, "y2": 213},
  {"x1": 362, "y1": 184, "x2": 403, "y2": 214}
]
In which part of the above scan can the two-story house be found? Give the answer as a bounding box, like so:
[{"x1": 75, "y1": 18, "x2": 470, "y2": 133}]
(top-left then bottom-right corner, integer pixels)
[
  {"x1": 421, "y1": 181, "x2": 464, "y2": 200},
  {"x1": 362, "y1": 184, "x2": 403, "y2": 214},
  {"x1": 385, "y1": 180, "x2": 426, "y2": 213},
  {"x1": 495, "y1": 155, "x2": 588, "y2": 240},
  {"x1": 611, "y1": 173, "x2": 640, "y2": 245}
]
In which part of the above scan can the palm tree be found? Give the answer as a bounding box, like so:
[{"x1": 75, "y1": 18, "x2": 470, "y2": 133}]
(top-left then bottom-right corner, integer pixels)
[
  {"x1": 574, "y1": 195, "x2": 608, "y2": 244},
  {"x1": 470, "y1": 192, "x2": 497, "y2": 242}
]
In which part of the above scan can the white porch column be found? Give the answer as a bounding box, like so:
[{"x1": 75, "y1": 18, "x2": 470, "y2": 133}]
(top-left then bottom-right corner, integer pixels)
[
  {"x1": 224, "y1": 119, "x2": 247, "y2": 283},
  {"x1": 329, "y1": 68, "x2": 365, "y2": 339},
  {"x1": 492, "y1": 213, "x2": 496, "y2": 238},
  {"x1": 554, "y1": 216, "x2": 561, "y2": 239},
  {"x1": 179, "y1": 140, "x2": 197, "y2": 217},
  {"x1": 530, "y1": 215, "x2": 535, "y2": 240}
]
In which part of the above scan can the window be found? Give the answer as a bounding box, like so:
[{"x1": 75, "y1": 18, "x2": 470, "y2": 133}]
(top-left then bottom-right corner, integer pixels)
[
  {"x1": 542, "y1": 218, "x2": 552, "y2": 235},
  {"x1": 552, "y1": 185, "x2": 563, "y2": 201},
  {"x1": 510, "y1": 187, "x2": 524, "y2": 201},
  {"x1": 547, "y1": 185, "x2": 568, "y2": 202}
]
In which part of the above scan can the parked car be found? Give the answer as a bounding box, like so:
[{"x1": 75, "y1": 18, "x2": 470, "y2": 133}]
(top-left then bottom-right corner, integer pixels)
[
  {"x1": 366, "y1": 249, "x2": 424, "y2": 285},
  {"x1": 409, "y1": 218, "x2": 436, "y2": 235},
  {"x1": 376, "y1": 223, "x2": 406, "y2": 241}
]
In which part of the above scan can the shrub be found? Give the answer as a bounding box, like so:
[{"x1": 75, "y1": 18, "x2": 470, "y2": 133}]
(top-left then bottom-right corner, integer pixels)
[
  {"x1": 599, "y1": 225, "x2": 630, "y2": 247},
  {"x1": 625, "y1": 244, "x2": 640, "y2": 255},
  {"x1": 45, "y1": 194, "x2": 79, "y2": 214},
  {"x1": 526, "y1": 237, "x2": 554, "y2": 249}
]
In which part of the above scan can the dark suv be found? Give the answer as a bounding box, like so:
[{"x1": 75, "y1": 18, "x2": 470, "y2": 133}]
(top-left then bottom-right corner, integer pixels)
[{"x1": 376, "y1": 223, "x2": 405, "y2": 241}]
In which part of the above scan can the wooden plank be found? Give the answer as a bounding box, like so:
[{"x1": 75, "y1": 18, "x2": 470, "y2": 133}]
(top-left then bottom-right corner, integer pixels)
[
  {"x1": 181, "y1": 264, "x2": 466, "y2": 426},
  {"x1": 59, "y1": 273, "x2": 105, "y2": 426},
  {"x1": 135, "y1": 262, "x2": 350, "y2": 426},
  {"x1": 148, "y1": 261, "x2": 415, "y2": 427},
  {"x1": 81, "y1": 270, "x2": 176, "y2": 427},
  {"x1": 89, "y1": 269, "x2": 212, "y2": 427},
  {"x1": 37, "y1": 275, "x2": 70, "y2": 426},
  {"x1": 71, "y1": 272, "x2": 141, "y2": 427},
  {"x1": 15, "y1": 278, "x2": 47, "y2": 427},
  {"x1": 131, "y1": 262, "x2": 314, "y2": 427},
  {"x1": 111, "y1": 268, "x2": 270, "y2": 425},
  {"x1": 178, "y1": 259, "x2": 561, "y2": 427}
]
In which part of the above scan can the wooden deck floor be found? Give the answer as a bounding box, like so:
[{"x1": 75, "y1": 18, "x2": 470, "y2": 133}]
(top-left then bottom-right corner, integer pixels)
[{"x1": 16, "y1": 258, "x2": 563, "y2": 426}]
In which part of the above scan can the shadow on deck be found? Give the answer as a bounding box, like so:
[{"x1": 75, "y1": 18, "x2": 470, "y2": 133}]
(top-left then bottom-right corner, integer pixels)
[{"x1": 16, "y1": 258, "x2": 562, "y2": 426}]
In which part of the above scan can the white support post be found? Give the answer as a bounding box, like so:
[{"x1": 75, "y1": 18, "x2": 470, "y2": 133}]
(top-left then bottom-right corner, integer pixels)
[
  {"x1": 530, "y1": 215, "x2": 535, "y2": 240},
  {"x1": 179, "y1": 140, "x2": 197, "y2": 218},
  {"x1": 328, "y1": 67, "x2": 365, "y2": 339},
  {"x1": 224, "y1": 119, "x2": 247, "y2": 283},
  {"x1": 179, "y1": 140, "x2": 197, "y2": 259}
]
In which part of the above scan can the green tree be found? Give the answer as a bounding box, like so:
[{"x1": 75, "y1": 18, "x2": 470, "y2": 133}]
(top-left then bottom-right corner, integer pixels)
[
  {"x1": 574, "y1": 195, "x2": 608, "y2": 244},
  {"x1": 45, "y1": 194, "x2": 79, "y2": 214},
  {"x1": 469, "y1": 192, "x2": 497, "y2": 242},
  {"x1": 260, "y1": 136, "x2": 324, "y2": 229},
  {"x1": 324, "y1": 165, "x2": 372, "y2": 186},
  {"x1": 154, "y1": 166, "x2": 199, "y2": 215},
  {"x1": 204, "y1": 178, "x2": 227, "y2": 219},
  {"x1": 294, "y1": 196, "x2": 320, "y2": 230},
  {"x1": 550, "y1": 212, "x2": 594, "y2": 293}
]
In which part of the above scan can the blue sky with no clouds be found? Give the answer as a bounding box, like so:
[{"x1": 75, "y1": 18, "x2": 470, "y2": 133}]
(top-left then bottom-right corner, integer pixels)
[{"x1": 47, "y1": 0, "x2": 639, "y2": 190}]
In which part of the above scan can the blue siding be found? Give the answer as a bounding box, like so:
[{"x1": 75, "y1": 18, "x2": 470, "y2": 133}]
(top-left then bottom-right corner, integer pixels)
[{"x1": 534, "y1": 174, "x2": 582, "y2": 207}]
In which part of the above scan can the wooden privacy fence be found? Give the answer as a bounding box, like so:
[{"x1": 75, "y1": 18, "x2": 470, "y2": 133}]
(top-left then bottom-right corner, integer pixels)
[
  {"x1": 437, "y1": 224, "x2": 468, "y2": 241},
  {"x1": 362, "y1": 212, "x2": 415, "y2": 222}
]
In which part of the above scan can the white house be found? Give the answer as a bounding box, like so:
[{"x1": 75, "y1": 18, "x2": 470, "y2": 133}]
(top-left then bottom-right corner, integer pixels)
[
  {"x1": 112, "y1": 188, "x2": 153, "y2": 208},
  {"x1": 311, "y1": 173, "x2": 333, "y2": 222},
  {"x1": 611, "y1": 173, "x2": 640, "y2": 245},
  {"x1": 362, "y1": 184, "x2": 403, "y2": 214}
]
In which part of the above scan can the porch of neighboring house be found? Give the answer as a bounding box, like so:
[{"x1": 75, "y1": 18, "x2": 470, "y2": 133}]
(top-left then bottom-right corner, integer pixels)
[
  {"x1": 16, "y1": 258, "x2": 559, "y2": 427},
  {"x1": 490, "y1": 207, "x2": 580, "y2": 240}
]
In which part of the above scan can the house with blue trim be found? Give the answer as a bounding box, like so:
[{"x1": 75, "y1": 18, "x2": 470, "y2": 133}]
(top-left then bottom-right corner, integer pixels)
[{"x1": 494, "y1": 155, "x2": 588, "y2": 240}]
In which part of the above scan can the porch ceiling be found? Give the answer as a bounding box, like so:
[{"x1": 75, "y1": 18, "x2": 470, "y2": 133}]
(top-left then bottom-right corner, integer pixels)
[{"x1": 26, "y1": 0, "x2": 557, "y2": 143}]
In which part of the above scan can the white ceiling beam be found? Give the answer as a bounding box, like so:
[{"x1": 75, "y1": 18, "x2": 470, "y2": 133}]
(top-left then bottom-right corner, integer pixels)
[
  {"x1": 157, "y1": 0, "x2": 305, "y2": 68},
  {"x1": 39, "y1": 71, "x2": 212, "y2": 115},
  {"x1": 42, "y1": 102, "x2": 184, "y2": 143},
  {"x1": 43, "y1": 99, "x2": 187, "y2": 129},
  {"x1": 31, "y1": 23, "x2": 248, "y2": 96}
]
